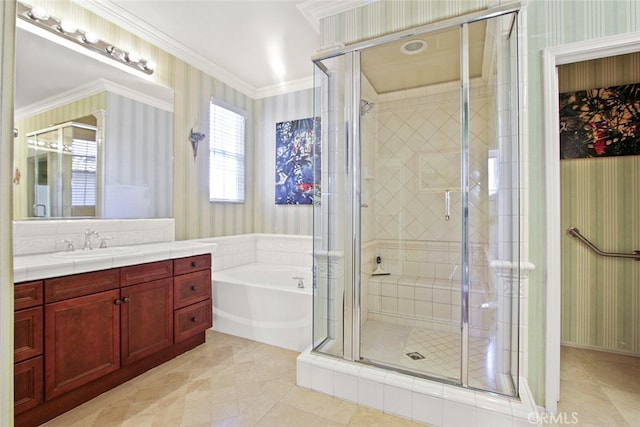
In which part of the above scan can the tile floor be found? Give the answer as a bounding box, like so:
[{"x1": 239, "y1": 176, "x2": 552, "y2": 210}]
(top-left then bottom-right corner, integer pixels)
[
  {"x1": 41, "y1": 330, "x2": 426, "y2": 427},
  {"x1": 557, "y1": 345, "x2": 640, "y2": 427},
  {"x1": 360, "y1": 320, "x2": 510, "y2": 394}
]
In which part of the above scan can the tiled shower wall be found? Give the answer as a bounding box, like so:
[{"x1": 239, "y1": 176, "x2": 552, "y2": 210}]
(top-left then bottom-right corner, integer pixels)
[{"x1": 361, "y1": 81, "x2": 494, "y2": 334}]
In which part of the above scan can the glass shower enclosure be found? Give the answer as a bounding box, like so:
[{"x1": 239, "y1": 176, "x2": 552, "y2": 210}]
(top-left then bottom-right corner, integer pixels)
[
  {"x1": 26, "y1": 119, "x2": 98, "y2": 218},
  {"x1": 312, "y1": 7, "x2": 522, "y2": 396}
]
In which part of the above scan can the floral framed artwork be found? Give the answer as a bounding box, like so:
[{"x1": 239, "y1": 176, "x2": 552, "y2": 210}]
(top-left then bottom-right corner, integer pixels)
[
  {"x1": 559, "y1": 83, "x2": 640, "y2": 159},
  {"x1": 275, "y1": 117, "x2": 321, "y2": 205}
]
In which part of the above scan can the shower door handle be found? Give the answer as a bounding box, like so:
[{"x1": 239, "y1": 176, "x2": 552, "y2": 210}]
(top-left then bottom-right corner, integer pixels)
[{"x1": 445, "y1": 190, "x2": 451, "y2": 221}]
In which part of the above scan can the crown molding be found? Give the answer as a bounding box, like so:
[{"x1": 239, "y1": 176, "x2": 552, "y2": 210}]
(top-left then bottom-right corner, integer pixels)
[
  {"x1": 73, "y1": 0, "x2": 258, "y2": 99},
  {"x1": 101, "y1": 80, "x2": 174, "y2": 112},
  {"x1": 297, "y1": 0, "x2": 378, "y2": 32},
  {"x1": 16, "y1": 79, "x2": 105, "y2": 120},
  {"x1": 15, "y1": 78, "x2": 174, "y2": 121},
  {"x1": 255, "y1": 76, "x2": 314, "y2": 99}
]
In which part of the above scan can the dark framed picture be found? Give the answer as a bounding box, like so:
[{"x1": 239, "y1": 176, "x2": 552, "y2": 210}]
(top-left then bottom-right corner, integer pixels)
[
  {"x1": 275, "y1": 117, "x2": 321, "y2": 205},
  {"x1": 559, "y1": 83, "x2": 640, "y2": 159}
]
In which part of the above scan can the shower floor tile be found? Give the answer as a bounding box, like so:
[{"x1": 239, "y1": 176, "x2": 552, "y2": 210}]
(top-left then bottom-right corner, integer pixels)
[{"x1": 361, "y1": 320, "x2": 507, "y2": 394}]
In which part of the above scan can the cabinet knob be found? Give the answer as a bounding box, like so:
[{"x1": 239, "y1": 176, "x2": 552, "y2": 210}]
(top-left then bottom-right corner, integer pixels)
[
  {"x1": 114, "y1": 299, "x2": 122, "y2": 305},
  {"x1": 191, "y1": 261, "x2": 197, "y2": 267},
  {"x1": 191, "y1": 317, "x2": 198, "y2": 322},
  {"x1": 191, "y1": 285, "x2": 197, "y2": 291},
  {"x1": 123, "y1": 297, "x2": 130, "y2": 303}
]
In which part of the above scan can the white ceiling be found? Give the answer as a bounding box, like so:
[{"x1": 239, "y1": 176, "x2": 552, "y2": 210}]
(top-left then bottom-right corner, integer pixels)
[
  {"x1": 14, "y1": 0, "x2": 379, "y2": 115},
  {"x1": 78, "y1": 0, "x2": 326, "y2": 98},
  {"x1": 119, "y1": 1, "x2": 317, "y2": 88}
]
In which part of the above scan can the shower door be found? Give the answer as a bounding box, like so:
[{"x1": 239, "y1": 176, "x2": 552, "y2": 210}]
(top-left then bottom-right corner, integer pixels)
[{"x1": 312, "y1": 9, "x2": 521, "y2": 397}]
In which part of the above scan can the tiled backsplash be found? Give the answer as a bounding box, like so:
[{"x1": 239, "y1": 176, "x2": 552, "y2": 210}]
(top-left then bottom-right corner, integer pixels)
[
  {"x1": 196, "y1": 233, "x2": 312, "y2": 272},
  {"x1": 13, "y1": 218, "x2": 175, "y2": 256}
]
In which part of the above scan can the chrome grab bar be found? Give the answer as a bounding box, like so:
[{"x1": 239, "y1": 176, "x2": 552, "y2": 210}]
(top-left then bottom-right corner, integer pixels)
[{"x1": 567, "y1": 227, "x2": 640, "y2": 261}]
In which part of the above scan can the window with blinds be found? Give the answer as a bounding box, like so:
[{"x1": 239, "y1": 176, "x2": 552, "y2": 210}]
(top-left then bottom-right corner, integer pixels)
[
  {"x1": 71, "y1": 139, "x2": 97, "y2": 207},
  {"x1": 209, "y1": 101, "x2": 246, "y2": 203}
]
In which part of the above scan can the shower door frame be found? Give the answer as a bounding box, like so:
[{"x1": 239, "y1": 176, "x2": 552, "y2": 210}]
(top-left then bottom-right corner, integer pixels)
[{"x1": 312, "y1": 1, "x2": 523, "y2": 392}]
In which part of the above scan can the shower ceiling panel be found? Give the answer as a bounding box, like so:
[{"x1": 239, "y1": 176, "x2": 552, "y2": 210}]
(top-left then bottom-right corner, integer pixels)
[{"x1": 360, "y1": 21, "x2": 487, "y2": 94}]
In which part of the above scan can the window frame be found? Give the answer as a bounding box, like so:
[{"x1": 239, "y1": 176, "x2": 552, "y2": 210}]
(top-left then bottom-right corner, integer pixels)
[{"x1": 208, "y1": 98, "x2": 247, "y2": 204}]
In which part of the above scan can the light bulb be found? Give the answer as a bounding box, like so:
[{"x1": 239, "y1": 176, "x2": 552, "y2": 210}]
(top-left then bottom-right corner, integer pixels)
[
  {"x1": 83, "y1": 31, "x2": 99, "y2": 44},
  {"x1": 144, "y1": 60, "x2": 156, "y2": 71},
  {"x1": 29, "y1": 6, "x2": 49, "y2": 20},
  {"x1": 125, "y1": 51, "x2": 140, "y2": 63},
  {"x1": 59, "y1": 20, "x2": 77, "y2": 34}
]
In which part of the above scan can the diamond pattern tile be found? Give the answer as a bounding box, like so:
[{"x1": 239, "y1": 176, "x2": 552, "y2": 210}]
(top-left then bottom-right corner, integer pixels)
[{"x1": 372, "y1": 90, "x2": 493, "y2": 243}]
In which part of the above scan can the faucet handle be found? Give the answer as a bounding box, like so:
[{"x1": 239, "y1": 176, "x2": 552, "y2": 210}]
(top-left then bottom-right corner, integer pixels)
[
  {"x1": 62, "y1": 240, "x2": 75, "y2": 252},
  {"x1": 99, "y1": 237, "x2": 112, "y2": 249}
]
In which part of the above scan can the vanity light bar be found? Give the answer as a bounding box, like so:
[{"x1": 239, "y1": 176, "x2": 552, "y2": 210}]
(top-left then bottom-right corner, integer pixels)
[{"x1": 17, "y1": 1, "x2": 155, "y2": 75}]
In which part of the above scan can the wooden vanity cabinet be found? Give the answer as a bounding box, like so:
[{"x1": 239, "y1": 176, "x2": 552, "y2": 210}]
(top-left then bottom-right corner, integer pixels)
[
  {"x1": 15, "y1": 254, "x2": 211, "y2": 427},
  {"x1": 14, "y1": 281, "x2": 44, "y2": 415}
]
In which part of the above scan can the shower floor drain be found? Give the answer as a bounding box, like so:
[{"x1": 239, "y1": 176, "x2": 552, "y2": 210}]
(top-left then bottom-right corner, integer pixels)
[{"x1": 406, "y1": 351, "x2": 425, "y2": 360}]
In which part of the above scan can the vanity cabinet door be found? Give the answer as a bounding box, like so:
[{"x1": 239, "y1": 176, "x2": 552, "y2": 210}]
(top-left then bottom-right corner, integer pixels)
[
  {"x1": 14, "y1": 356, "x2": 43, "y2": 414},
  {"x1": 120, "y1": 278, "x2": 173, "y2": 365},
  {"x1": 45, "y1": 289, "x2": 121, "y2": 400}
]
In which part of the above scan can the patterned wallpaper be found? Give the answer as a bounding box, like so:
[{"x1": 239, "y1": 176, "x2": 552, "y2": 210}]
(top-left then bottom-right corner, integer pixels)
[
  {"x1": 559, "y1": 53, "x2": 640, "y2": 355},
  {"x1": 254, "y1": 88, "x2": 314, "y2": 235},
  {"x1": 526, "y1": 0, "x2": 640, "y2": 405},
  {"x1": 103, "y1": 92, "x2": 173, "y2": 218}
]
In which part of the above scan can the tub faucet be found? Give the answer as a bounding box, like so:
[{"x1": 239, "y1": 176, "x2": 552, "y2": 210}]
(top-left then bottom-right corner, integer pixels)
[
  {"x1": 83, "y1": 228, "x2": 99, "y2": 250},
  {"x1": 292, "y1": 276, "x2": 304, "y2": 289}
]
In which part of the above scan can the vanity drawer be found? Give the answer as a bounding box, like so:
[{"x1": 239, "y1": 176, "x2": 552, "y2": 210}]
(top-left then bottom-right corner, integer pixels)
[
  {"x1": 174, "y1": 299, "x2": 212, "y2": 343},
  {"x1": 15, "y1": 306, "x2": 43, "y2": 362},
  {"x1": 174, "y1": 254, "x2": 211, "y2": 276},
  {"x1": 174, "y1": 269, "x2": 211, "y2": 309},
  {"x1": 15, "y1": 281, "x2": 43, "y2": 310},
  {"x1": 45, "y1": 269, "x2": 119, "y2": 303},
  {"x1": 121, "y1": 260, "x2": 173, "y2": 287}
]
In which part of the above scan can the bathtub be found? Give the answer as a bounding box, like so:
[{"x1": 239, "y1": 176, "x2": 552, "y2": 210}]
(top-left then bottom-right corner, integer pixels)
[{"x1": 211, "y1": 263, "x2": 312, "y2": 352}]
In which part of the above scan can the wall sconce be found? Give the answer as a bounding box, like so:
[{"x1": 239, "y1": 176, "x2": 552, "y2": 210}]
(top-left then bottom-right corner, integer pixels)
[{"x1": 17, "y1": 1, "x2": 155, "y2": 75}]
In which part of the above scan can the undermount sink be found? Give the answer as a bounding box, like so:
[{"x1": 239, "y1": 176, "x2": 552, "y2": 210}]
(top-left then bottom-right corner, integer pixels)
[{"x1": 51, "y1": 247, "x2": 139, "y2": 259}]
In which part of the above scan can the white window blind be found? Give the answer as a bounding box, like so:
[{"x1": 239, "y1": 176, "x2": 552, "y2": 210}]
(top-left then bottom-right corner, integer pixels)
[
  {"x1": 71, "y1": 139, "x2": 97, "y2": 206},
  {"x1": 209, "y1": 102, "x2": 245, "y2": 203}
]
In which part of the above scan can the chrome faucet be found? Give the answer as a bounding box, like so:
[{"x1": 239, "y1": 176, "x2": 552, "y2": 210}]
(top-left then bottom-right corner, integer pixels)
[
  {"x1": 292, "y1": 276, "x2": 304, "y2": 289},
  {"x1": 83, "y1": 228, "x2": 99, "y2": 250}
]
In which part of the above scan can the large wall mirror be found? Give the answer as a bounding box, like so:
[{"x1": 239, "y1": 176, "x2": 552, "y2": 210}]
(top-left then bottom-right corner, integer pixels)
[{"x1": 14, "y1": 19, "x2": 174, "y2": 219}]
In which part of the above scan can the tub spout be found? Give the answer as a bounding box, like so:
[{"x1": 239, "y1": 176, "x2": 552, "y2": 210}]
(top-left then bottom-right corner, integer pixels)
[{"x1": 292, "y1": 276, "x2": 304, "y2": 288}]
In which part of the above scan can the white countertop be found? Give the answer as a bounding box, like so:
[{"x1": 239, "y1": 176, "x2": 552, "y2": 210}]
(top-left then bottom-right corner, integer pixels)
[{"x1": 14, "y1": 241, "x2": 217, "y2": 283}]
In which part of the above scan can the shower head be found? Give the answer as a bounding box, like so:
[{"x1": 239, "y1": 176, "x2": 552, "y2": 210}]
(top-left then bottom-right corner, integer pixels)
[{"x1": 360, "y1": 99, "x2": 375, "y2": 115}]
